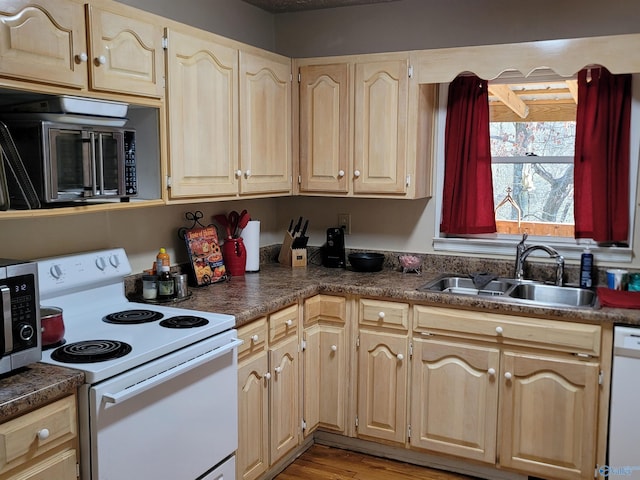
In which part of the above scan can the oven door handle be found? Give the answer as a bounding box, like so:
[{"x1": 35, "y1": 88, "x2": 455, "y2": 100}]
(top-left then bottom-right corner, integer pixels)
[{"x1": 102, "y1": 338, "x2": 242, "y2": 405}]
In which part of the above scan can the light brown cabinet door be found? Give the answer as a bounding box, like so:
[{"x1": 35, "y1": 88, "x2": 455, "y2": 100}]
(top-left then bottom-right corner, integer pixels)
[
  {"x1": 303, "y1": 322, "x2": 347, "y2": 435},
  {"x1": 269, "y1": 335, "x2": 299, "y2": 465},
  {"x1": 499, "y1": 351, "x2": 599, "y2": 480},
  {"x1": 237, "y1": 353, "x2": 269, "y2": 480},
  {"x1": 354, "y1": 59, "x2": 408, "y2": 195},
  {"x1": 299, "y1": 63, "x2": 350, "y2": 194},
  {"x1": 410, "y1": 338, "x2": 499, "y2": 463},
  {"x1": 0, "y1": 0, "x2": 87, "y2": 89},
  {"x1": 357, "y1": 329, "x2": 408, "y2": 444},
  {"x1": 86, "y1": 5, "x2": 164, "y2": 98},
  {"x1": 239, "y1": 51, "x2": 291, "y2": 195},
  {"x1": 165, "y1": 28, "x2": 239, "y2": 198}
]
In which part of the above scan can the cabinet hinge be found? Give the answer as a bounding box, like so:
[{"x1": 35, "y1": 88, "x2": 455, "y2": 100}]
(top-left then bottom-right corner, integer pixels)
[
  {"x1": 406, "y1": 174, "x2": 411, "y2": 187},
  {"x1": 298, "y1": 174, "x2": 302, "y2": 185},
  {"x1": 407, "y1": 424, "x2": 411, "y2": 440},
  {"x1": 162, "y1": 36, "x2": 168, "y2": 50},
  {"x1": 356, "y1": 336, "x2": 360, "y2": 348},
  {"x1": 301, "y1": 339, "x2": 306, "y2": 351},
  {"x1": 409, "y1": 342, "x2": 413, "y2": 359},
  {"x1": 574, "y1": 352, "x2": 593, "y2": 359},
  {"x1": 302, "y1": 419, "x2": 307, "y2": 431},
  {"x1": 76, "y1": 463, "x2": 80, "y2": 477},
  {"x1": 355, "y1": 415, "x2": 359, "y2": 428},
  {"x1": 166, "y1": 176, "x2": 172, "y2": 188},
  {"x1": 598, "y1": 370, "x2": 604, "y2": 385},
  {"x1": 408, "y1": 65, "x2": 413, "y2": 78},
  {"x1": 298, "y1": 72, "x2": 301, "y2": 83}
]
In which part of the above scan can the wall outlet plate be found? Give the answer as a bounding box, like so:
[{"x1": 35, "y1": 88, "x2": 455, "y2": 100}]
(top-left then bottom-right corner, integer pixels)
[{"x1": 338, "y1": 213, "x2": 351, "y2": 234}]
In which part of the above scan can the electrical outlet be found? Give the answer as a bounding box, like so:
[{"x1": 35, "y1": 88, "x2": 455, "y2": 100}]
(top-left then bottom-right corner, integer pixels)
[{"x1": 338, "y1": 213, "x2": 351, "y2": 234}]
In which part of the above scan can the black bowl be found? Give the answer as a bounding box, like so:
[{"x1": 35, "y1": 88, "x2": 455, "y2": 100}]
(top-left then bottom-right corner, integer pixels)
[{"x1": 348, "y1": 252, "x2": 385, "y2": 272}]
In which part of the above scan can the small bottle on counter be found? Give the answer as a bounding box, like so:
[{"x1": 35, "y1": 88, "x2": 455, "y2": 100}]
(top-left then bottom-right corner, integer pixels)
[
  {"x1": 155, "y1": 248, "x2": 170, "y2": 273},
  {"x1": 158, "y1": 265, "x2": 175, "y2": 300},
  {"x1": 579, "y1": 247, "x2": 593, "y2": 288}
]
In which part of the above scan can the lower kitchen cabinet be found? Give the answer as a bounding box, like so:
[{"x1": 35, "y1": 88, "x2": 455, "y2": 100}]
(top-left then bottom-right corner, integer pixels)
[
  {"x1": 302, "y1": 295, "x2": 349, "y2": 436},
  {"x1": 356, "y1": 299, "x2": 409, "y2": 445},
  {"x1": 412, "y1": 305, "x2": 603, "y2": 480},
  {"x1": 237, "y1": 305, "x2": 300, "y2": 480},
  {"x1": 0, "y1": 394, "x2": 79, "y2": 480},
  {"x1": 410, "y1": 338, "x2": 499, "y2": 463}
]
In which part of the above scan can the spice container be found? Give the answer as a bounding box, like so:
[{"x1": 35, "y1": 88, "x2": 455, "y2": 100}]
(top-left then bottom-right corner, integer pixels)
[
  {"x1": 158, "y1": 266, "x2": 175, "y2": 300},
  {"x1": 142, "y1": 275, "x2": 158, "y2": 300}
]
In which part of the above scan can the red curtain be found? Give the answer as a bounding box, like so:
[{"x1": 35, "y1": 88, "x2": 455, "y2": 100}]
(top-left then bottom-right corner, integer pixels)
[
  {"x1": 440, "y1": 75, "x2": 496, "y2": 234},
  {"x1": 574, "y1": 67, "x2": 632, "y2": 243}
]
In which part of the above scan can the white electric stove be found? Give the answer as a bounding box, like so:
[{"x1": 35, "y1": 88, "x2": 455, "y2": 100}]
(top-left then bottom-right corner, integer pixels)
[{"x1": 36, "y1": 248, "x2": 239, "y2": 480}]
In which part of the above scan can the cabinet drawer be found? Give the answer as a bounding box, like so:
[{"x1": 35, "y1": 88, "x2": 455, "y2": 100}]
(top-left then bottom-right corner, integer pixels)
[
  {"x1": 4, "y1": 448, "x2": 77, "y2": 480},
  {"x1": 238, "y1": 317, "x2": 268, "y2": 363},
  {"x1": 269, "y1": 304, "x2": 299, "y2": 344},
  {"x1": 414, "y1": 305, "x2": 601, "y2": 356},
  {"x1": 359, "y1": 299, "x2": 409, "y2": 331},
  {"x1": 0, "y1": 395, "x2": 77, "y2": 475},
  {"x1": 304, "y1": 295, "x2": 346, "y2": 327}
]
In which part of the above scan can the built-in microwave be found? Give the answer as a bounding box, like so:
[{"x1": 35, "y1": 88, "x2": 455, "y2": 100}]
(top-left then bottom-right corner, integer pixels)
[{"x1": 1, "y1": 118, "x2": 136, "y2": 207}]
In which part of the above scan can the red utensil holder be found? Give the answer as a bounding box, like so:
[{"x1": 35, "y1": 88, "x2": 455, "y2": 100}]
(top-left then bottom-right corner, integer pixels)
[{"x1": 222, "y1": 237, "x2": 247, "y2": 276}]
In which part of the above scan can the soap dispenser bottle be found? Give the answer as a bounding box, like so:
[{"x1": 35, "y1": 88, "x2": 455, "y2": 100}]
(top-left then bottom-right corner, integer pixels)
[{"x1": 579, "y1": 247, "x2": 593, "y2": 288}]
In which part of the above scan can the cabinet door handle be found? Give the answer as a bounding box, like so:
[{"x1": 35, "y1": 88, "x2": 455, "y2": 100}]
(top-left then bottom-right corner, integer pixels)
[
  {"x1": 495, "y1": 326, "x2": 504, "y2": 335},
  {"x1": 37, "y1": 428, "x2": 50, "y2": 441},
  {"x1": 504, "y1": 371, "x2": 512, "y2": 380},
  {"x1": 251, "y1": 334, "x2": 259, "y2": 343},
  {"x1": 378, "y1": 311, "x2": 385, "y2": 319},
  {"x1": 274, "y1": 366, "x2": 283, "y2": 374},
  {"x1": 264, "y1": 372, "x2": 271, "y2": 380},
  {"x1": 354, "y1": 170, "x2": 361, "y2": 178},
  {"x1": 245, "y1": 169, "x2": 252, "y2": 178},
  {"x1": 76, "y1": 52, "x2": 88, "y2": 63},
  {"x1": 338, "y1": 170, "x2": 345, "y2": 177},
  {"x1": 396, "y1": 353, "x2": 404, "y2": 361},
  {"x1": 235, "y1": 170, "x2": 243, "y2": 178},
  {"x1": 330, "y1": 345, "x2": 338, "y2": 352},
  {"x1": 96, "y1": 55, "x2": 107, "y2": 65},
  {"x1": 285, "y1": 319, "x2": 293, "y2": 327},
  {"x1": 487, "y1": 368, "x2": 496, "y2": 377}
]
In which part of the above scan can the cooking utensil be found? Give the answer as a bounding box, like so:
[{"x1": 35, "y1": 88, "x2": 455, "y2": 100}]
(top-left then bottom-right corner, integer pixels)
[
  {"x1": 213, "y1": 214, "x2": 232, "y2": 238},
  {"x1": 348, "y1": 252, "x2": 385, "y2": 272},
  {"x1": 237, "y1": 210, "x2": 250, "y2": 236},
  {"x1": 40, "y1": 306, "x2": 65, "y2": 347},
  {"x1": 292, "y1": 216, "x2": 303, "y2": 236},
  {"x1": 228, "y1": 211, "x2": 240, "y2": 237}
]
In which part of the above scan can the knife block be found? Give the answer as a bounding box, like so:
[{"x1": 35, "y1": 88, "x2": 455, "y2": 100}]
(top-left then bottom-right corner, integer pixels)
[{"x1": 278, "y1": 232, "x2": 307, "y2": 268}]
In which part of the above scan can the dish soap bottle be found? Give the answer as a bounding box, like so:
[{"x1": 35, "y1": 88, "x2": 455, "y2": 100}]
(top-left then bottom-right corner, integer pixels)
[
  {"x1": 158, "y1": 265, "x2": 175, "y2": 300},
  {"x1": 579, "y1": 247, "x2": 593, "y2": 288}
]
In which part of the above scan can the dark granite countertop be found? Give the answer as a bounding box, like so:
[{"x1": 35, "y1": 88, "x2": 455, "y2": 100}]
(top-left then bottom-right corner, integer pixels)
[
  {"x1": 150, "y1": 263, "x2": 640, "y2": 327},
  {"x1": 0, "y1": 363, "x2": 84, "y2": 422}
]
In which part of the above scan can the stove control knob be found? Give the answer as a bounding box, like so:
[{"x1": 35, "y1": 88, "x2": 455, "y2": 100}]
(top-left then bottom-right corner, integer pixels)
[
  {"x1": 95, "y1": 256, "x2": 107, "y2": 271},
  {"x1": 109, "y1": 254, "x2": 121, "y2": 268},
  {"x1": 49, "y1": 264, "x2": 63, "y2": 280}
]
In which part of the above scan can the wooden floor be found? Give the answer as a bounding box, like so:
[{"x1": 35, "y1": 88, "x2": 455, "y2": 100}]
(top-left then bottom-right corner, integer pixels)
[{"x1": 275, "y1": 444, "x2": 479, "y2": 480}]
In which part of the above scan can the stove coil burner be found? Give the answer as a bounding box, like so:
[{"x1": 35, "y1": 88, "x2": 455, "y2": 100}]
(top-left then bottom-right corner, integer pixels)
[
  {"x1": 51, "y1": 340, "x2": 132, "y2": 363},
  {"x1": 103, "y1": 309, "x2": 164, "y2": 324},
  {"x1": 159, "y1": 316, "x2": 210, "y2": 329}
]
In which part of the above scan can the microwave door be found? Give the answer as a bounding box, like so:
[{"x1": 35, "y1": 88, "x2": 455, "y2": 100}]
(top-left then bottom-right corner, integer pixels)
[
  {"x1": 49, "y1": 128, "x2": 88, "y2": 201},
  {"x1": 98, "y1": 131, "x2": 125, "y2": 196}
]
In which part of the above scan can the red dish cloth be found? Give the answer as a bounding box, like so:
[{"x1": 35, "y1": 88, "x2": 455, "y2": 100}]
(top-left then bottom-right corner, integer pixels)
[{"x1": 597, "y1": 287, "x2": 640, "y2": 309}]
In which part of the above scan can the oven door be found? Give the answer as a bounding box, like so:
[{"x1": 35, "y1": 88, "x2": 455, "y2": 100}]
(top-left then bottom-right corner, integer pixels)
[{"x1": 82, "y1": 330, "x2": 240, "y2": 480}]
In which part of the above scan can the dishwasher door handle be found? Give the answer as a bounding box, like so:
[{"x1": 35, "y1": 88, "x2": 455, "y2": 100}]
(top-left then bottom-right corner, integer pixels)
[{"x1": 102, "y1": 338, "x2": 242, "y2": 405}]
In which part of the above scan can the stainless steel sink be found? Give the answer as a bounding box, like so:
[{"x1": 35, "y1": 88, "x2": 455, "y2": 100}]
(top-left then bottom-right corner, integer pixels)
[
  {"x1": 418, "y1": 275, "x2": 514, "y2": 296},
  {"x1": 506, "y1": 283, "x2": 597, "y2": 308},
  {"x1": 418, "y1": 274, "x2": 597, "y2": 309}
]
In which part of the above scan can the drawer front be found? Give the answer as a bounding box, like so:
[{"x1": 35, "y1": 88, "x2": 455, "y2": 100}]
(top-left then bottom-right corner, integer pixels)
[
  {"x1": 4, "y1": 448, "x2": 77, "y2": 480},
  {"x1": 0, "y1": 395, "x2": 77, "y2": 475},
  {"x1": 359, "y1": 299, "x2": 409, "y2": 331},
  {"x1": 414, "y1": 305, "x2": 601, "y2": 356},
  {"x1": 269, "y1": 304, "x2": 299, "y2": 344},
  {"x1": 238, "y1": 317, "x2": 268, "y2": 363},
  {"x1": 304, "y1": 295, "x2": 346, "y2": 327}
]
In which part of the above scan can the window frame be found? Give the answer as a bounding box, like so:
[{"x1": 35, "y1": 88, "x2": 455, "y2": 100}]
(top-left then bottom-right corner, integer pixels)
[{"x1": 432, "y1": 76, "x2": 640, "y2": 263}]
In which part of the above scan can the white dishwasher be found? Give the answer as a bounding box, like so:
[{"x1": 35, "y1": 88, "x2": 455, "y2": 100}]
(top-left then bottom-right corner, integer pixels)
[{"x1": 608, "y1": 326, "x2": 640, "y2": 479}]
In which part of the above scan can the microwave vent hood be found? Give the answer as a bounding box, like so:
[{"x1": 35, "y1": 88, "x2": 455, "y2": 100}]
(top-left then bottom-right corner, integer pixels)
[{"x1": 5, "y1": 95, "x2": 129, "y2": 118}]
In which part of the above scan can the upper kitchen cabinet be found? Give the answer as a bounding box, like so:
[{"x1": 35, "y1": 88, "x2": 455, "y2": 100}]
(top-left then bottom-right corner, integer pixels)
[
  {"x1": 166, "y1": 26, "x2": 292, "y2": 202},
  {"x1": 0, "y1": 0, "x2": 164, "y2": 99},
  {"x1": 296, "y1": 54, "x2": 436, "y2": 199},
  {"x1": 165, "y1": 27, "x2": 239, "y2": 199},
  {"x1": 239, "y1": 51, "x2": 292, "y2": 196}
]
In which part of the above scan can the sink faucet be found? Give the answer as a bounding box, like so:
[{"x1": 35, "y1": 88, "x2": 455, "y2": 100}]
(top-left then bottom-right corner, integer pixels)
[{"x1": 514, "y1": 233, "x2": 565, "y2": 286}]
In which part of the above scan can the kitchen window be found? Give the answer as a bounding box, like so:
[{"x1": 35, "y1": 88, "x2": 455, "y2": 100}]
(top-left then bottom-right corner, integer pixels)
[{"x1": 433, "y1": 72, "x2": 640, "y2": 262}]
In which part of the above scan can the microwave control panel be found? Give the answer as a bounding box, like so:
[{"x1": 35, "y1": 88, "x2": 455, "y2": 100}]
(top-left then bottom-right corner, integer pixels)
[{"x1": 124, "y1": 130, "x2": 137, "y2": 196}]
